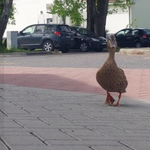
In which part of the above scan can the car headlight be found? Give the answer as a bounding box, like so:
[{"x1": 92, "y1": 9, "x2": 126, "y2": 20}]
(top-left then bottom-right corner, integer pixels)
[
  {"x1": 91, "y1": 38, "x2": 99, "y2": 42},
  {"x1": 99, "y1": 37, "x2": 107, "y2": 42}
]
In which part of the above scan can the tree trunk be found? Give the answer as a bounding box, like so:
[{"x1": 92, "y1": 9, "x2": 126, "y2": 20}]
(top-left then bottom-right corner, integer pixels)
[
  {"x1": 94, "y1": 0, "x2": 109, "y2": 37},
  {"x1": 0, "y1": 0, "x2": 13, "y2": 45},
  {"x1": 86, "y1": 0, "x2": 96, "y2": 33}
]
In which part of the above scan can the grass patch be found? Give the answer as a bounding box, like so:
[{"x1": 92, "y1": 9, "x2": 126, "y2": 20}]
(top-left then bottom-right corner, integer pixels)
[
  {"x1": 0, "y1": 39, "x2": 31, "y2": 53},
  {"x1": 0, "y1": 46, "x2": 31, "y2": 53}
]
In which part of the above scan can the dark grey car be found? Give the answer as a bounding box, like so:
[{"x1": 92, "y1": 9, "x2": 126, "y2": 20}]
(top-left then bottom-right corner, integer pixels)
[
  {"x1": 17, "y1": 24, "x2": 75, "y2": 53},
  {"x1": 70, "y1": 26, "x2": 107, "y2": 52},
  {"x1": 115, "y1": 28, "x2": 150, "y2": 48}
]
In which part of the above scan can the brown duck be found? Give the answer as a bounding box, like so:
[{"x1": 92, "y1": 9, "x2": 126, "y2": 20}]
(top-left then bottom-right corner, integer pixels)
[{"x1": 96, "y1": 35, "x2": 128, "y2": 106}]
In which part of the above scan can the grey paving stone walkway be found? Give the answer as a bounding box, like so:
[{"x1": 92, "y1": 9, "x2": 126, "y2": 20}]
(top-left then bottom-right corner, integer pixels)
[{"x1": 0, "y1": 84, "x2": 150, "y2": 150}]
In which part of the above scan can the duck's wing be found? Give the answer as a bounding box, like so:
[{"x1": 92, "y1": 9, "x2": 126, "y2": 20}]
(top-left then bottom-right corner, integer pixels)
[{"x1": 117, "y1": 68, "x2": 128, "y2": 93}]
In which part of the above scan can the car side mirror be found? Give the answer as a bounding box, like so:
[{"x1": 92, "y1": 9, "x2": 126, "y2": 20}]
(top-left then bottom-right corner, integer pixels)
[{"x1": 19, "y1": 31, "x2": 23, "y2": 35}]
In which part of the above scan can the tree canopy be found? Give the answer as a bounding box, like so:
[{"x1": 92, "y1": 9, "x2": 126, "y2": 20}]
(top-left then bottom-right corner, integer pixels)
[
  {"x1": 49, "y1": 0, "x2": 86, "y2": 26},
  {"x1": 109, "y1": 0, "x2": 135, "y2": 14}
]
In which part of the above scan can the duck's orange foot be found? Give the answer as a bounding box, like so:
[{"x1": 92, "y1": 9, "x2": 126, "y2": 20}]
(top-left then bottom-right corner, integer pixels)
[
  {"x1": 108, "y1": 95, "x2": 115, "y2": 104},
  {"x1": 109, "y1": 93, "x2": 121, "y2": 107},
  {"x1": 105, "y1": 92, "x2": 115, "y2": 105}
]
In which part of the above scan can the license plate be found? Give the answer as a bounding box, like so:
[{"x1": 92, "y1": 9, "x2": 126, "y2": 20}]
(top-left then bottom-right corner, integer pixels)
[{"x1": 102, "y1": 42, "x2": 106, "y2": 45}]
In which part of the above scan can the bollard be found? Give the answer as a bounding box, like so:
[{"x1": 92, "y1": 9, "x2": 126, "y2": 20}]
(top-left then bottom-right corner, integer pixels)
[{"x1": 7, "y1": 31, "x2": 18, "y2": 49}]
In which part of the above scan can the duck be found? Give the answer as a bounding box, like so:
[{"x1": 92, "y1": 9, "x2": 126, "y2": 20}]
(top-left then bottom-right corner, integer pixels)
[{"x1": 96, "y1": 34, "x2": 128, "y2": 106}]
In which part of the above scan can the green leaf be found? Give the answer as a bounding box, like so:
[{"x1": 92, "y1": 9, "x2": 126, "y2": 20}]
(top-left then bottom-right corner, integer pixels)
[{"x1": 49, "y1": 0, "x2": 85, "y2": 25}]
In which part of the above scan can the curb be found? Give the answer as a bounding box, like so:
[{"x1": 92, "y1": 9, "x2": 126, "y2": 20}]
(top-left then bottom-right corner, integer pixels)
[
  {"x1": 26, "y1": 51, "x2": 53, "y2": 55},
  {"x1": 119, "y1": 47, "x2": 150, "y2": 55},
  {"x1": 0, "y1": 50, "x2": 62, "y2": 57}
]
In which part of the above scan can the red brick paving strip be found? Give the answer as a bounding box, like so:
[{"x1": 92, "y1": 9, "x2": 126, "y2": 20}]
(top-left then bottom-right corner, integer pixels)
[{"x1": 0, "y1": 67, "x2": 150, "y2": 100}]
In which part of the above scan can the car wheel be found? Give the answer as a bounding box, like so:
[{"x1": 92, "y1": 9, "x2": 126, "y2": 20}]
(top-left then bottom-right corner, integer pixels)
[
  {"x1": 43, "y1": 40, "x2": 54, "y2": 52},
  {"x1": 80, "y1": 42, "x2": 89, "y2": 52},
  {"x1": 60, "y1": 48, "x2": 70, "y2": 53},
  {"x1": 135, "y1": 42, "x2": 142, "y2": 48}
]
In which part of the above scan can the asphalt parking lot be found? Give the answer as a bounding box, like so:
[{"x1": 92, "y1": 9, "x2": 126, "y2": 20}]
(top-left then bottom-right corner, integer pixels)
[{"x1": 1, "y1": 50, "x2": 150, "y2": 68}]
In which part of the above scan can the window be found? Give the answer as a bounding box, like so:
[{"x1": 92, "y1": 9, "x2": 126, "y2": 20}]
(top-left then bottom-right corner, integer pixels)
[
  {"x1": 125, "y1": 30, "x2": 132, "y2": 36},
  {"x1": 44, "y1": 25, "x2": 53, "y2": 33},
  {"x1": 116, "y1": 31, "x2": 124, "y2": 36},
  {"x1": 59, "y1": 26, "x2": 71, "y2": 32},
  {"x1": 47, "y1": 18, "x2": 53, "y2": 24},
  {"x1": 22, "y1": 26, "x2": 36, "y2": 34},
  {"x1": 116, "y1": 29, "x2": 131, "y2": 36},
  {"x1": 35, "y1": 25, "x2": 45, "y2": 34},
  {"x1": 79, "y1": 28, "x2": 86, "y2": 34},
  {"x1": 132, "y1": 30, "x2": 140, "y2": 36}
]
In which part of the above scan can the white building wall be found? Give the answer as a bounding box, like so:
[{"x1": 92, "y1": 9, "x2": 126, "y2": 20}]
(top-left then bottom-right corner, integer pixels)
[
  {"x1": 130, "y1": 0, "x2": 150, "y2": 28},
  {"x1": 106, "y1": 8, "x2": 129, "y2": 34}
]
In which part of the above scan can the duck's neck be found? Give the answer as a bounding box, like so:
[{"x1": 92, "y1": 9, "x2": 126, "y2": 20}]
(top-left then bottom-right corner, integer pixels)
[{"x1": 108, "y1": 51, "x2": 115, "y2": 60}]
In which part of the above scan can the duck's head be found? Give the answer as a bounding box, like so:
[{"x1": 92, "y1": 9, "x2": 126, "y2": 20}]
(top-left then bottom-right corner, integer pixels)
[{"x1": 107, "y1": 34, "x2": 117, "y2": 52}]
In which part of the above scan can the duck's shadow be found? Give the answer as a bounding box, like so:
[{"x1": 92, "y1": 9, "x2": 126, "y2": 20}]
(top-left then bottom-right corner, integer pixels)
[
  {"x1": 116, "y1": 103, "x2": 149, "y2": 108},
  {"x1": 103, "y1": 102, "x2": 149, "y2": 108}
]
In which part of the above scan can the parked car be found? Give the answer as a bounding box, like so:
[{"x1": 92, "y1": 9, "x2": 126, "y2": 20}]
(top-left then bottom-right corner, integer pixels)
[
  {"x1": 5, "y1": 24, "x2": 75, "y2": 53},
  {"x1": 115, "y1": 28, "x2": 150, "y2": 48},
  {"x1": 70, "y1": 26, "x2": 107, "y2": 52}
]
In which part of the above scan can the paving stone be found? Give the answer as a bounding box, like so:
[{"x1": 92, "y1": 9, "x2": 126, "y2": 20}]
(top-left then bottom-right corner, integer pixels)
[
  {"x1": 120, "y1": 140, "x2": 150, "y2": 150},
  {"x1": 11, "y1": 146, "x2": 53, "y2": 150},
  {"x1": 0, "y1": 139, "x2": 9, "y2": 150},
  {"x1": 15, "y1": 119, "x2": 51, "y2": 128},
  {"x1": 1, "y1": 135, "x2": 46, "y2": 146},
  {"x1": 0, "y1": 131, "x2": 31, "y2": 136},
  {"x1": 61, "y1": 114, "x2": 98, "y2": 123},
  {"x1": 2, "y1": 120, "x2": 23, "y2": 128},
  {"x1": 39, "y1": 116, "x2": 75, "y2": 126},
  {"x1": 46, "y1": 139, "x2": 122, "y2": 146},
  {"x1": 91, "y1": 145, "x2": 133, "y2": 150},
  {"x1": 60, "y1": 128, "x2": 100, "y2": 137},
  {"x1": 52, "y1": 145, "x2": 92, "y2": 150},
  {"x1": 34, "y1": 129, "x2": 76, "y2": 140}
]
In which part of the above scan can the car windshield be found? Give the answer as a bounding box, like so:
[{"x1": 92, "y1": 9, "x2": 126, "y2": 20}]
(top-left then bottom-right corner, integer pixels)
[{"x1": 78, "y1": 28, "x2": 94, "y2": 35}]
